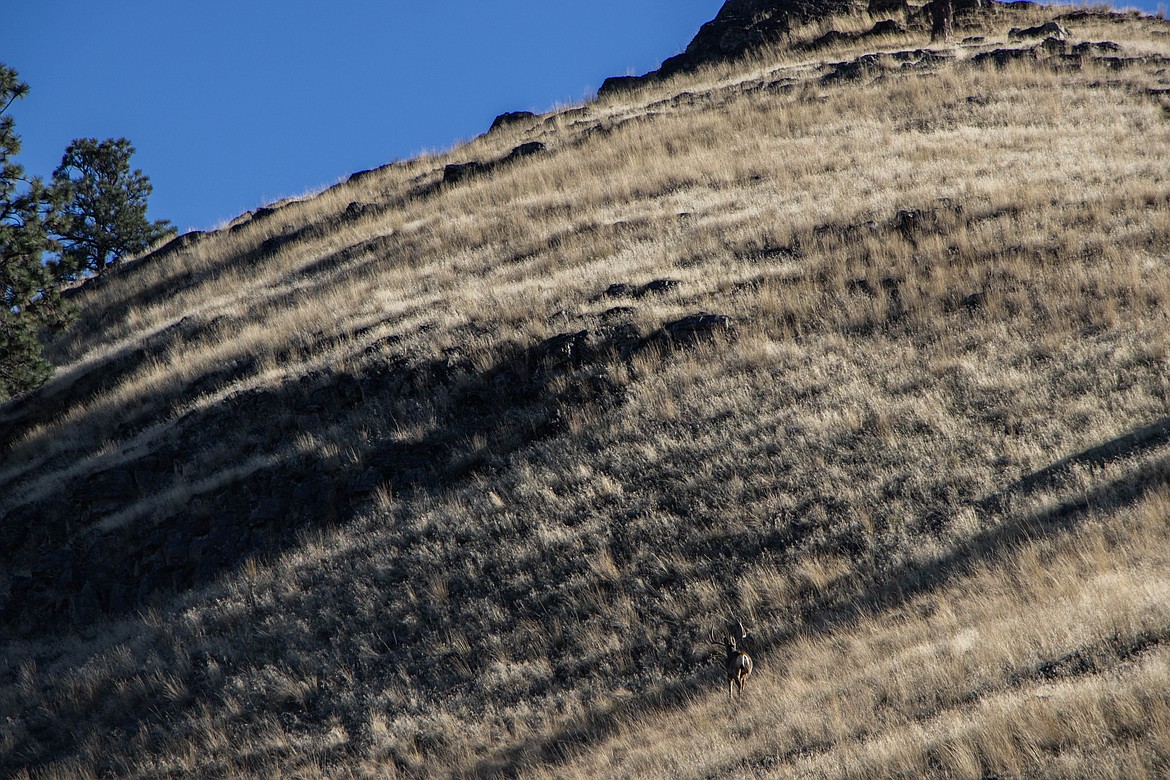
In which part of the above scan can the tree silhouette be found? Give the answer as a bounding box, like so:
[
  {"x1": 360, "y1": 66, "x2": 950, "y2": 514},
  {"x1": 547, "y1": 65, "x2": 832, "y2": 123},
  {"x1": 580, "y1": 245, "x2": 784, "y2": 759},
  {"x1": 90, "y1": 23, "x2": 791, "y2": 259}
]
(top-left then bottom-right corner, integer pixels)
[
  {"x1": 0, "y1": 63, "x2": 70, "y2": 399},
  {"x1": 50, "y1": 137, "x2": 174, "y2": 278}
]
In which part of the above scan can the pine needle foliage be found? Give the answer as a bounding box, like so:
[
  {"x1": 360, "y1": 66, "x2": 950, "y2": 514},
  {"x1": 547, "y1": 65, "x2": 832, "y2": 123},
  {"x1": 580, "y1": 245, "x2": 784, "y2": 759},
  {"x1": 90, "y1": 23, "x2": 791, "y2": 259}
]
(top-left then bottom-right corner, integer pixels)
[{"x1": 50, "y1": 137, "x2": 175, "y2": 280}]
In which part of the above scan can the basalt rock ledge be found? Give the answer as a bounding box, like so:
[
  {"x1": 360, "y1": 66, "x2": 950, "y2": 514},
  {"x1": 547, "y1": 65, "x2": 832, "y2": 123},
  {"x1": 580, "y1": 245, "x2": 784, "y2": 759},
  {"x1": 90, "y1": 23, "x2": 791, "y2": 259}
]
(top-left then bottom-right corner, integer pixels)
[
  {"x1": 599, "y1": 0, "x2": 1038, "y2": 96},
  {"x1": 601, "y1": 0, "x2": 868, "y2": 96}
]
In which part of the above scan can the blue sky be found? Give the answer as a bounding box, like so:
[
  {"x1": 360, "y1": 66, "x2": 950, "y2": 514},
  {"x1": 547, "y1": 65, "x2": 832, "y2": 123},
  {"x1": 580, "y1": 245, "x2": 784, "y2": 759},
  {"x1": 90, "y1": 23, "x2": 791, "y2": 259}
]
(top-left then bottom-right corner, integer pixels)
[
  {"x1": 4, "y1": 2, "x2": 722, "y2": 233},
  {"x1": 4, "y1": 2, "x2": 1160, "y2": 234}
]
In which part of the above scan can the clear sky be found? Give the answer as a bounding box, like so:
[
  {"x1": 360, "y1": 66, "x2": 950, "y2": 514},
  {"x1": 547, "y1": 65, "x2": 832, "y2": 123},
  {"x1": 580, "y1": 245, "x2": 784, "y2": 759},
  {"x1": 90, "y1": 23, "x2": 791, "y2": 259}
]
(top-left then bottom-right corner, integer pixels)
[
  {"x1": 4, "y1": 1, "x2": 723, "y2": 233},
  {"x1": 4, "y1": 2, "x2": 1160, "y2": 234}
]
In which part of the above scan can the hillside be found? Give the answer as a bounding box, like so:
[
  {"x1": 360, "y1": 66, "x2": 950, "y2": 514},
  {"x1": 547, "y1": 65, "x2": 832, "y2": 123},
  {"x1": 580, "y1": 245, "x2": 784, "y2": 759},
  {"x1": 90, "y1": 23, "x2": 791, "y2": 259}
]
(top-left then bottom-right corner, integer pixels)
[{"x1": 5, "y1": 2, "x2": 1170, "y2": 777}]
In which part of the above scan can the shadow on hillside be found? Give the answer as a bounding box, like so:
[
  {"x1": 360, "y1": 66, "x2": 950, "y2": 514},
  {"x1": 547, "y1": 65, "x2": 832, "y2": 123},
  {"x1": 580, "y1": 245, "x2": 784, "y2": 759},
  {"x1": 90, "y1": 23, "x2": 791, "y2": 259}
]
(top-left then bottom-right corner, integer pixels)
[
  {"x1": 0, "y1": 321, "x2": 727, "y2": 774},
  {"x1": 7, "y1": 394, "x2": 1169, "y2": 776},
  {"x1": 0, "y1": 322, "x2": 649, "y2": 635},
  {"x1": 470, "y1": 420, "x2": 1170, "y2": 778},
  {"x1": 0, "y1": 314, "x2": 247, "y2": 457}
]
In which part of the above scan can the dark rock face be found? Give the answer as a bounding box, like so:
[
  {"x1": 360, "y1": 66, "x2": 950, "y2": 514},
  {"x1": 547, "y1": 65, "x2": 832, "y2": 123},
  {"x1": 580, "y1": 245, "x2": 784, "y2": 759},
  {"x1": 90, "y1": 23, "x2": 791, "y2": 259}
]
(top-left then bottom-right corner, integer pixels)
[
  {"x1": 343, "y1": 201, "x2": 382, "y2": 221},
  {"x1": 503, "y1": 141, "x2": 546, "y2": 162},
  {"x1": 662, "y1": 0, "x2": 865, "y2": 75},
  {"x1": 443, "y1": 161, "x2": 493, "y2": 185},
  {"x1": 597, "y1": 0, "x2": 1042, "y2": 97},
  {"x1": 488, "y1": 111, "x2": 538, "y2": 133},
  {"x1": 660, "y1": 312, "x2": 736, "y2": 344},
  {"x1": 822, "y1": 53, "x2": 886, "y2": 83},
  {"x1": 601, "y1": 0, "x2": 865, "y2": 96},
  {"x1": 972, "y1": 46, "x2": 1038, "y2": 66},
  {"x1": 443, "y1": 143, "x2": 547, "y2": 185},
  {"x1": 966, "y1": 36, "x2": 1154, "y2": 71},
  {"x1": 598, "y1": 75, "x2": 644, "y2": 98},
  {"x1": 1072, "y1": 40, "x2": 1120, "y2": 55}
]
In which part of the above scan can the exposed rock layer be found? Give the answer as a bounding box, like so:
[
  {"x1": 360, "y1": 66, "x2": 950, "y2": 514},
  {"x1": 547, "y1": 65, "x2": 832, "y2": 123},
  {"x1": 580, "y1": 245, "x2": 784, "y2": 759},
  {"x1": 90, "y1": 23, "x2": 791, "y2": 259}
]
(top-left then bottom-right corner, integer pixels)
[{"x1": 599, "y1": 0, "x2": 1047, "y2": 96}]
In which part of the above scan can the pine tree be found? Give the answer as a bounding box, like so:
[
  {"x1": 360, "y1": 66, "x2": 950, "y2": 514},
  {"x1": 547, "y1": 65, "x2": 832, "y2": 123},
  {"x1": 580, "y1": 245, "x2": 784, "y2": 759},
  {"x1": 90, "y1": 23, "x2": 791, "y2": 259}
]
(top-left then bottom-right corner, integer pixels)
[
  {"x1": 50, "y1": 137, "x2": 175, "y2": 279},
  {"x1": 0, "y1": 64, "x2": 69, "y2": 400}
]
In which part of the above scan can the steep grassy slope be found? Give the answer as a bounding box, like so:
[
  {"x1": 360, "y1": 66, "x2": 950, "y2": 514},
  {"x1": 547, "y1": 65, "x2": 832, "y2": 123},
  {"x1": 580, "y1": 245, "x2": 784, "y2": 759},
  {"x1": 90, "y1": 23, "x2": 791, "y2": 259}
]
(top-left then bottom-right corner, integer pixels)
[{"x1": 4, "y1": 4, "x2": 1170, "y2": 778}]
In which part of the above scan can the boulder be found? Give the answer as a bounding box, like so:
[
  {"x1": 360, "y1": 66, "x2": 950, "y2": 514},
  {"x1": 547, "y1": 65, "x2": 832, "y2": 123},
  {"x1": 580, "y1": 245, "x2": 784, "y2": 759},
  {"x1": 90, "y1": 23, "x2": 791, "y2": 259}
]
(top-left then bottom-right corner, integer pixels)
[
  {"x1": 636, "y1": 279, "x2": 682, "y2": 297},
  {"x1": 533, "y1": 331, "x2": 593, "y2": 368},
  {"x1": 488, "y1": 111, "x2": 538, "y2": 133},
  {"x1": 809, "y1": 29, "x2": 855, "y2": 48},
  {"x1": 443, "y1": 161, "x2": 491, "y2": 184},
  {"x1": 871, "y1": 19, "x2": 906, "y2": 35},
  {"x1": 503, "y1": 141, "x2": 546, "y2": 162},
  {"x1": 443, "y1": 143, "x2": 546, "y2": 185},
  {"x1": 972, "y1": 46, "x2": 1038, "y2": 66},
  {"x1": 1037, "y1": 35, "x2": 1068, "y2": 54},
  {"x1": 346, "y1": 164, "x2": 393, "y2": 185},
  {"x1": 822, "y1": 54, "x2": 886, "y2": 83},
  {"x1": 598, "y1": 279, "x2": 681, "y2": 300},
  {"x1": 1072, "y1": 40, "x2": 1120, "y2": 56},
  {"x1": 605, "y1": 323, "x2": 646, "y2": 358},
  {"x1": 659, "y1": 313, "x2": 735, "y2": 345},
  {"x1": 598, "y1": 75, "x2": 646, "y2": 98},
  {"x1": 343, "y1": 201, "x2": 381, "y2": 221}
]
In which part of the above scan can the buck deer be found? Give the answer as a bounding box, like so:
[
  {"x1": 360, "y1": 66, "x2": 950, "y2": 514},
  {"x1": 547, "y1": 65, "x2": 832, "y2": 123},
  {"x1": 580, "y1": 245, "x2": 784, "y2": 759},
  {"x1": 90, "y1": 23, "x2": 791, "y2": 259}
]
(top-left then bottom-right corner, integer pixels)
[{"x1": 711, "y1": 620, "x2": 753, "y2": 701}]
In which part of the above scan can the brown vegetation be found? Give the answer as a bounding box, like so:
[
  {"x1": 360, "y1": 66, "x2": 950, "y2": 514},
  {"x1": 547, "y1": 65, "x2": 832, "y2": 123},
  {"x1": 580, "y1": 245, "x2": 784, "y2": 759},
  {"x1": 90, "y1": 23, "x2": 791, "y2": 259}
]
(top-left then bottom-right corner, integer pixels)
[{"x1": 3, "y1": 4, "x2": 1170, "y2": 778}]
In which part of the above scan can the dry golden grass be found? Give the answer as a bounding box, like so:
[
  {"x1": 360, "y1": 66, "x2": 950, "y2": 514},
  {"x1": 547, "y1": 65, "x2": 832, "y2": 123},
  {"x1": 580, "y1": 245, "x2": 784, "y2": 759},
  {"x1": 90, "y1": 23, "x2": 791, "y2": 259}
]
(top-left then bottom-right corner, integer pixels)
[
  {"x1": 4, "y1": 4, "x2": 1170, "y2": 778},
  {"x1": 533, "y1": 482, "x2": 1170, "y2": 779}
]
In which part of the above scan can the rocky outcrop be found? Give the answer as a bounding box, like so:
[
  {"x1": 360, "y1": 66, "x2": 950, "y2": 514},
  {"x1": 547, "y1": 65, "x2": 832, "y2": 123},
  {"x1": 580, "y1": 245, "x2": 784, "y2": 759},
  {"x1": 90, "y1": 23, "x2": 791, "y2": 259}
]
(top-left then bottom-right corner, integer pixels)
[
  {"x1": 443, "y1": 142, "x2": 548, "y2": 185},
  {"x1": 601, "y1": 0, "x2": 866, "y2": 96},
  {"x1": 598, "y1": 0, "x2": 1051, "y2": 97},
  {"x1": 659, "y1": 313, "x2": 736, "y2": 345},
  {"x1": 488, "y1": 111, "x2": 538, "y2": 133},
  {"x1": 660, "y1": 0, "x2": 866, "y2": 75}
]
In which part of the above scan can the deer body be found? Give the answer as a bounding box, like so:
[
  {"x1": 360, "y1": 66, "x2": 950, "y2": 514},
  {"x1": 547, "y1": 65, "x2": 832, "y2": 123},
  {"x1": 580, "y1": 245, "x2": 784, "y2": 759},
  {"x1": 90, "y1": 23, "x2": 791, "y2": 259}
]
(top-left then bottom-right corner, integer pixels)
[{"x1": 713, "y1": 621, "x2": 754, "y2": 701}]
